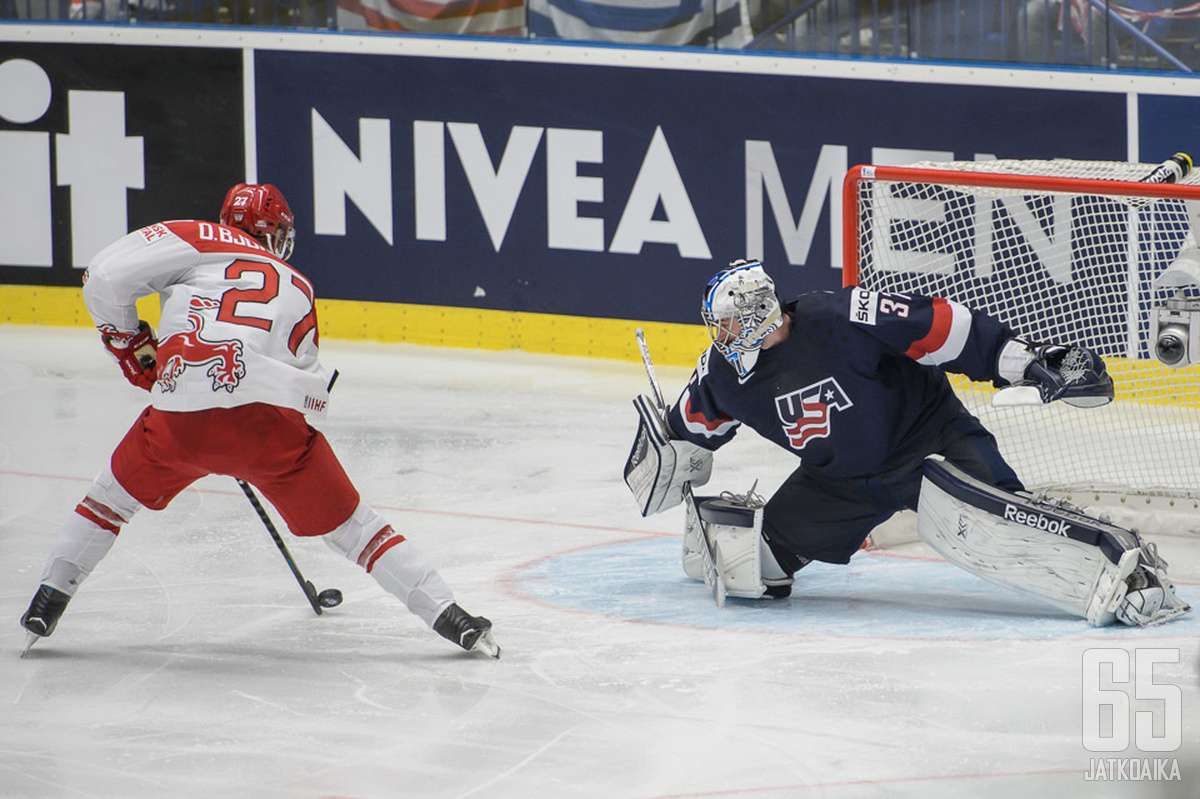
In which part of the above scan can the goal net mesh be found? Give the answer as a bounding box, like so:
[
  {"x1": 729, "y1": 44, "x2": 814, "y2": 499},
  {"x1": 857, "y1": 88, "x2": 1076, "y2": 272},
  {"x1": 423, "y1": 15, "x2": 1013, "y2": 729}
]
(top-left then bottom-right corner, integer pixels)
[{"x1": 847, "y1": 158, "x2": 1200, "y2": 501}]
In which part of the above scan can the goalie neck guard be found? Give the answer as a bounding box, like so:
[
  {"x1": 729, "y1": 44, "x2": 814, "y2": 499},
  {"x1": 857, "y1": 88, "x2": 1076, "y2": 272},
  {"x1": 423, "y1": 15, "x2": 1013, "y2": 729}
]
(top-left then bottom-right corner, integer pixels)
[{"x1": 702, "y1": 259, "x2": 783, "y2": 378}]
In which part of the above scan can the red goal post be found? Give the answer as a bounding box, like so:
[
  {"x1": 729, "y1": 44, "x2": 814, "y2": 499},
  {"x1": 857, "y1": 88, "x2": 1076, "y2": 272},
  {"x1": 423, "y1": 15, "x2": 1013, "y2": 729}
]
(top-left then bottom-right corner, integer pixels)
[{"x1": 842, "y1": 159, "x2": 1200, "y2": 520}]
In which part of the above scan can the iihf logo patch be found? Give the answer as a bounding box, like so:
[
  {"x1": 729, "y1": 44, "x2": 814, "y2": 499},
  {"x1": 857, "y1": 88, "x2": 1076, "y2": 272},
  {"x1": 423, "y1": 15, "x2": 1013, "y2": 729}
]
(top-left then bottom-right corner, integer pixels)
[{"x1": 775, "y1": 377, "x2": 853, "y2": 451}]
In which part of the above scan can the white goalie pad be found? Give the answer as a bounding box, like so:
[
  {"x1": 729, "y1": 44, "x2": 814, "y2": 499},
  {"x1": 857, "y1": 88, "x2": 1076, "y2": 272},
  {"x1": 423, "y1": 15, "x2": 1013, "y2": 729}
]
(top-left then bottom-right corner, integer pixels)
[
  {"x1": 916, "y1": 457, "x2": 1186, "y2": 626},
  {"x1": 682, "y1": 485, "x2": 766, "y2": 606},
  {"x1": 624, "y1": 394, "x2": 713, "y2": 517}
]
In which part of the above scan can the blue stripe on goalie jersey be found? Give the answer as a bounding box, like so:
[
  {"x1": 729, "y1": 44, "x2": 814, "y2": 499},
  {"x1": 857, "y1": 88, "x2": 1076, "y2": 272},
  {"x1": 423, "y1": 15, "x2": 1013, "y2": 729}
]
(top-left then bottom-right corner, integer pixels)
[{"x1": 665, "y1": 287, "x2": 1016, "y2": 478}]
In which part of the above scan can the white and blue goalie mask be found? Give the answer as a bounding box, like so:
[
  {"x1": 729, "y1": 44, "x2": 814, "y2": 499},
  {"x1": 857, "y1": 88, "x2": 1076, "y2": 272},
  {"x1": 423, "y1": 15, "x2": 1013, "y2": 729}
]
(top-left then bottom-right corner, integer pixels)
[{"x1": 701, "y1": 259, "x2": 783, "y2": 378}]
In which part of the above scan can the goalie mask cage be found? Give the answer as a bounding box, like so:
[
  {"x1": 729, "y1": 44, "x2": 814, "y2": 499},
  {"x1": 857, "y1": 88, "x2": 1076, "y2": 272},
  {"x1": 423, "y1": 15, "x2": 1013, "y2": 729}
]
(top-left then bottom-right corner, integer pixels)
[{"x1": 843, "y1": 159, "x2": 1200, "y2": 505}]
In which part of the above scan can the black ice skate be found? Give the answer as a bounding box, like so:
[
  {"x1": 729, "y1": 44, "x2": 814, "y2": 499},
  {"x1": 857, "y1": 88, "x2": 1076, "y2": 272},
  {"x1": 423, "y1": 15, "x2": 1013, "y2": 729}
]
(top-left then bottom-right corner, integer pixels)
[
  {"x1": 20, "y1": 584, "x2": 72, "y2": 658},
  {"x1": 434, "y1": 603, "x2": 500, "y2": 658}
]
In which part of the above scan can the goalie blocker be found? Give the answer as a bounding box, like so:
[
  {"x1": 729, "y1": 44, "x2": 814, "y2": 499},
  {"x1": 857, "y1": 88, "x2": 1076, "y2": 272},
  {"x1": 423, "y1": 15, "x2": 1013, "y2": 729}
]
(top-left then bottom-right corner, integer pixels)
[
  {"x1": 917, "y1": 458, "x2": 1190, "y2": 627},
  {"x1": 624, "y1": 394, "x2": 713, "y2": 516}
]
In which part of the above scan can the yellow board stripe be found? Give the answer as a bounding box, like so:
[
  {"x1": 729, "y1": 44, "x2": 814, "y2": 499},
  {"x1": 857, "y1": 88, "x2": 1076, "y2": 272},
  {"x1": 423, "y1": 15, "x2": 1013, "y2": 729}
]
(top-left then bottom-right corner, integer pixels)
[
  {"x1": 0, "y1": 284, "x2": 711, "y2": 367},
  {"x1": 10, "y1": 284, "x2": 1194, "y2": 402}
]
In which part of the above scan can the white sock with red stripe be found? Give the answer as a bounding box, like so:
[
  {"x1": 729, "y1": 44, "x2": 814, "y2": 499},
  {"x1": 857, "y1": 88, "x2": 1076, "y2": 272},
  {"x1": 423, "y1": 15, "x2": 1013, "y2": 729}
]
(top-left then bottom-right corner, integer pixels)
[
  {"x1": 40, "y1": 468, "x2": 140, "y2": 595},
  {"x1": 323, "y1": 502, "x2": 455, "y2": 627}
]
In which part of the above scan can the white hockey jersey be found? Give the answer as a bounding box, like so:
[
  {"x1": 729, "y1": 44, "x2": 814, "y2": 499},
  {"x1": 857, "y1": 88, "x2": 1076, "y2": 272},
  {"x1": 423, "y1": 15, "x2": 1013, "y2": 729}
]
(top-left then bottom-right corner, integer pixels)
[{"x1": 82, "y1": 220, "x2": 331, "y2": 419}]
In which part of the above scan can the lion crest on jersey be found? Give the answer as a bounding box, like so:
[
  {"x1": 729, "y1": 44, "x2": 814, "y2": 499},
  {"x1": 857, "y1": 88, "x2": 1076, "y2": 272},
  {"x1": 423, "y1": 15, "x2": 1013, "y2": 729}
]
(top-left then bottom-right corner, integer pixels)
[
  {"x1": 775, "y1": 377, "x2": 853, "y2": 450},
  {"x1": 157, "y1": 297, "x2": 246, "y2": 393}
]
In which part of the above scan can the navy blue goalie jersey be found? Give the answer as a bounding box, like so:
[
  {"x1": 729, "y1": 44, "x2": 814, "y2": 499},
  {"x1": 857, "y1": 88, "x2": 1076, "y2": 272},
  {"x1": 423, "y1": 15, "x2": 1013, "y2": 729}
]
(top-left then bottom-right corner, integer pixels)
[{"x1": 665, "y1": 286, "x2": 1018, "y2": 479}]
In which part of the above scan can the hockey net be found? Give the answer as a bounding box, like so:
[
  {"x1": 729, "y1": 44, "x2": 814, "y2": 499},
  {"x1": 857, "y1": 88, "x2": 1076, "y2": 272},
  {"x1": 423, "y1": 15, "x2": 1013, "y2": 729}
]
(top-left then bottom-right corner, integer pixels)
[{"x1": 843, "y1": 158, "x2": 1200, "y2": 537}]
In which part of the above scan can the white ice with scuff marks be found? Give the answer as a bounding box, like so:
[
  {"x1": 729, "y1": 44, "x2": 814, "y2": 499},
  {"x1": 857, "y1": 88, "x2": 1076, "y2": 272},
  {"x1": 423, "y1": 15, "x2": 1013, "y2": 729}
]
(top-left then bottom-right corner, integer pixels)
[{"x1": 2, "y1": 326, "x2": 1198, "y2": 799}]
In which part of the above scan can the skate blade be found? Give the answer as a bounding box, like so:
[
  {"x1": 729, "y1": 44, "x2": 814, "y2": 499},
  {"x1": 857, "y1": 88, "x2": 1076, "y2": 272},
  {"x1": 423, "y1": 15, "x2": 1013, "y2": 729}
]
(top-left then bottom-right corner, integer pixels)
[
  {"x1": 19, "y1": 632, "x2": 39, "y2": 659},
  {"x1": 471, "y1": 630, "x2": 501, "y2": 659}
]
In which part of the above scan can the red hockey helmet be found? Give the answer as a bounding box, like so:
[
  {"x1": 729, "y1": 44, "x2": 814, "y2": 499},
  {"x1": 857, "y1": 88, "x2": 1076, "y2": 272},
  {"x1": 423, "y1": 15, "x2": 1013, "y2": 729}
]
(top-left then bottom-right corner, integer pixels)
[{"x1": 219, "y1": 183, "x2": 295, "y2": 260}]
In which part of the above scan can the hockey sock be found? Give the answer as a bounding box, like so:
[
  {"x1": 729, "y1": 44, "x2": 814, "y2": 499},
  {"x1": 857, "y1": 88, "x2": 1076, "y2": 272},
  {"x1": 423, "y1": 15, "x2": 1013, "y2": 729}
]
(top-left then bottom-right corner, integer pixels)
[
  {"x1": 323, "y1": 502, "x2": 455, "y2": 627},
  {"x1": 41, "y1": 468, "x2": 141, "y2": 594}
]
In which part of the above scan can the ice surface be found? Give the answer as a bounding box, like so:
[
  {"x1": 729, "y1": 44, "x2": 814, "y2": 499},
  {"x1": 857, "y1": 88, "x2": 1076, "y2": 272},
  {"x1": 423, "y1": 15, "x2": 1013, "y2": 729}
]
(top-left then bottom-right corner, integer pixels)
[{"x1": 2, "y1": 326, "x2": 1198, "y2": 799}]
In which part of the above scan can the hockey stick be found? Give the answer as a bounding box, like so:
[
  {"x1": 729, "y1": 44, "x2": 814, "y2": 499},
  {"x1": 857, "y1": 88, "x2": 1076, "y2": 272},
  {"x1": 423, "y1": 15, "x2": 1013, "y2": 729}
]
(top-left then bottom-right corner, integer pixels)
[
  {"x1": 684, "y1": 484, "x2": 727, "y2": 608},
  {"x1": 237, "y1": 479, "x2": 343, "y2": 616},
  {"x1": 637, "y1": 329, "x2": 728, "y2": 606},
  {"x1": 635, "y1": 327, "x2": 668, "y2": 415},
  {"x1": 237, "y1": 368, "x2": 344, "y2": 616}
]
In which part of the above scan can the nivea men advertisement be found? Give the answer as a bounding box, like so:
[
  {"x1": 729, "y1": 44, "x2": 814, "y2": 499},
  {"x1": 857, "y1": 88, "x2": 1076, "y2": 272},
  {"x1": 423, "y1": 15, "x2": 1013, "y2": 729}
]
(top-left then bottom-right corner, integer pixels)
[
  {"x1": 254, "y1": 50, "x2": 1127, "y2": 325},
  {"x1": 0, "y1": 44, "x2": 244, "y2": 288},
  {"x1": 1, "y1": 37, "x2": 1161, "y2": 326}
]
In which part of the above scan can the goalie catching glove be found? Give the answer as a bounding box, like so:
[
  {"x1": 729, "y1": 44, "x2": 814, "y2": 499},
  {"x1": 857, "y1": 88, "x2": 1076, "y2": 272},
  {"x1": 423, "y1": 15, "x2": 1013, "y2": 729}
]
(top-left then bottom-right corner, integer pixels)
[
  {"x1": 996, "y1": 339, "x2": 1114, "y2": 407},
  {"x1": 624, "y1": 394, "x2": 713, "y2": 516},
  {"x1": 100, "y1": 320, "x2": 158, "y2": 391}
]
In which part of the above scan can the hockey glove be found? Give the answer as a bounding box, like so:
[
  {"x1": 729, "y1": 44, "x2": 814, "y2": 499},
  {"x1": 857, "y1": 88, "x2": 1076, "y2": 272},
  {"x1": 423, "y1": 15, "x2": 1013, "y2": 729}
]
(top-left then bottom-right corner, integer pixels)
[
  {"x1": 1023, "y1": 342, "x2": 1114, "y2": 407},
  {"x1": 624, "y1": 394, "x2": 713, "y2": 516},
  {"x1": 101, "y1": 320, "x2": 158, "y2": 391}
]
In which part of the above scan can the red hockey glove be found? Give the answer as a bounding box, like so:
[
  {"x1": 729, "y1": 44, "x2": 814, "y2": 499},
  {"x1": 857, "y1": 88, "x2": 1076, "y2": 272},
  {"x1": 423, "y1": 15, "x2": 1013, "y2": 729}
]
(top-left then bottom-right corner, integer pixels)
[{"x1": 101, "y1": 320, "x2": 158, "y2": 391}]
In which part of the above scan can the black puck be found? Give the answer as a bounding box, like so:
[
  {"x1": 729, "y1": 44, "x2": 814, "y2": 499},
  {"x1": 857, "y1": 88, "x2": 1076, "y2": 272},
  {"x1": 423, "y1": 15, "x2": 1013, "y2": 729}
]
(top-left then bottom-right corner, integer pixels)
[{"x1": 317, "y1": 588, "x2": 343, "y2": 608}]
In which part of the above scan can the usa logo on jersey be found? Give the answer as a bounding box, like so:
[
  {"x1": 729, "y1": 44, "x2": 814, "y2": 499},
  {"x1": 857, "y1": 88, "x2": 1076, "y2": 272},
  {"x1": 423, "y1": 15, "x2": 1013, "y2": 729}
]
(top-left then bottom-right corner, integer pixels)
[{"x1": 775, "y1": 377, "x2": 853, "y2": 451}]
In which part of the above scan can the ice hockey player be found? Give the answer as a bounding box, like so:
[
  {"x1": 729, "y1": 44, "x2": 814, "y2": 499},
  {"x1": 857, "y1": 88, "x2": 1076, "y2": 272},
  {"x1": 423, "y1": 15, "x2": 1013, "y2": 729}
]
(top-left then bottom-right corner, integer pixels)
[
  {"x1": 624, "y1": 258, "x2": 1189, "y2": 627},
  {"x1": 19, "y1": 183, "x2": 500, "y2": 658}
]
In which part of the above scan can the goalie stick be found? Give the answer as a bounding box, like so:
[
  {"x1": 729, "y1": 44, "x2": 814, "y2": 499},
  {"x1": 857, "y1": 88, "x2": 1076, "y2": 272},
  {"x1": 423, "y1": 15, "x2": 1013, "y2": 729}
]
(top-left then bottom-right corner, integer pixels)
[
  {"x1": 238, "y1": 368, "x2": 344, "y2": 616},
  {"x1": 635, "y1": 328, "x2": 728, "y2": 604},
  {"x1": 635, "y1": 327, "x2": 668, "y2": 415}
]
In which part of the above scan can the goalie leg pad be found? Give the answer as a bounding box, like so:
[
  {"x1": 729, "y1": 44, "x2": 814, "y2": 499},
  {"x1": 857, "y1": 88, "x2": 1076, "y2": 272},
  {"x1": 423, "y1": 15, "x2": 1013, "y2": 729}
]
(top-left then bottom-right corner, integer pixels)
[
  {"x1": 917, "y1": 458, "x2": 1154, "y2": 625},
  {"x1": 682, "y1": 487, "x2": 778, "y2": 605},
  {"x1": 625, "y1": 394, "x2": 712, "y2": 517},
  {"x1": 703, "y1": 497, "x2": 764, "y2": 600}
]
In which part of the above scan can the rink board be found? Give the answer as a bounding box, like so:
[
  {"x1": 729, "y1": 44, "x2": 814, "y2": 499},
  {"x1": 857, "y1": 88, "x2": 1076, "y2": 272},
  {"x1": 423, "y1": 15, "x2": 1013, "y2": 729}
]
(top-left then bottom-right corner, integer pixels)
[{"x1": 2, "y1": 26, "x2": 1200, "y2": 362}]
